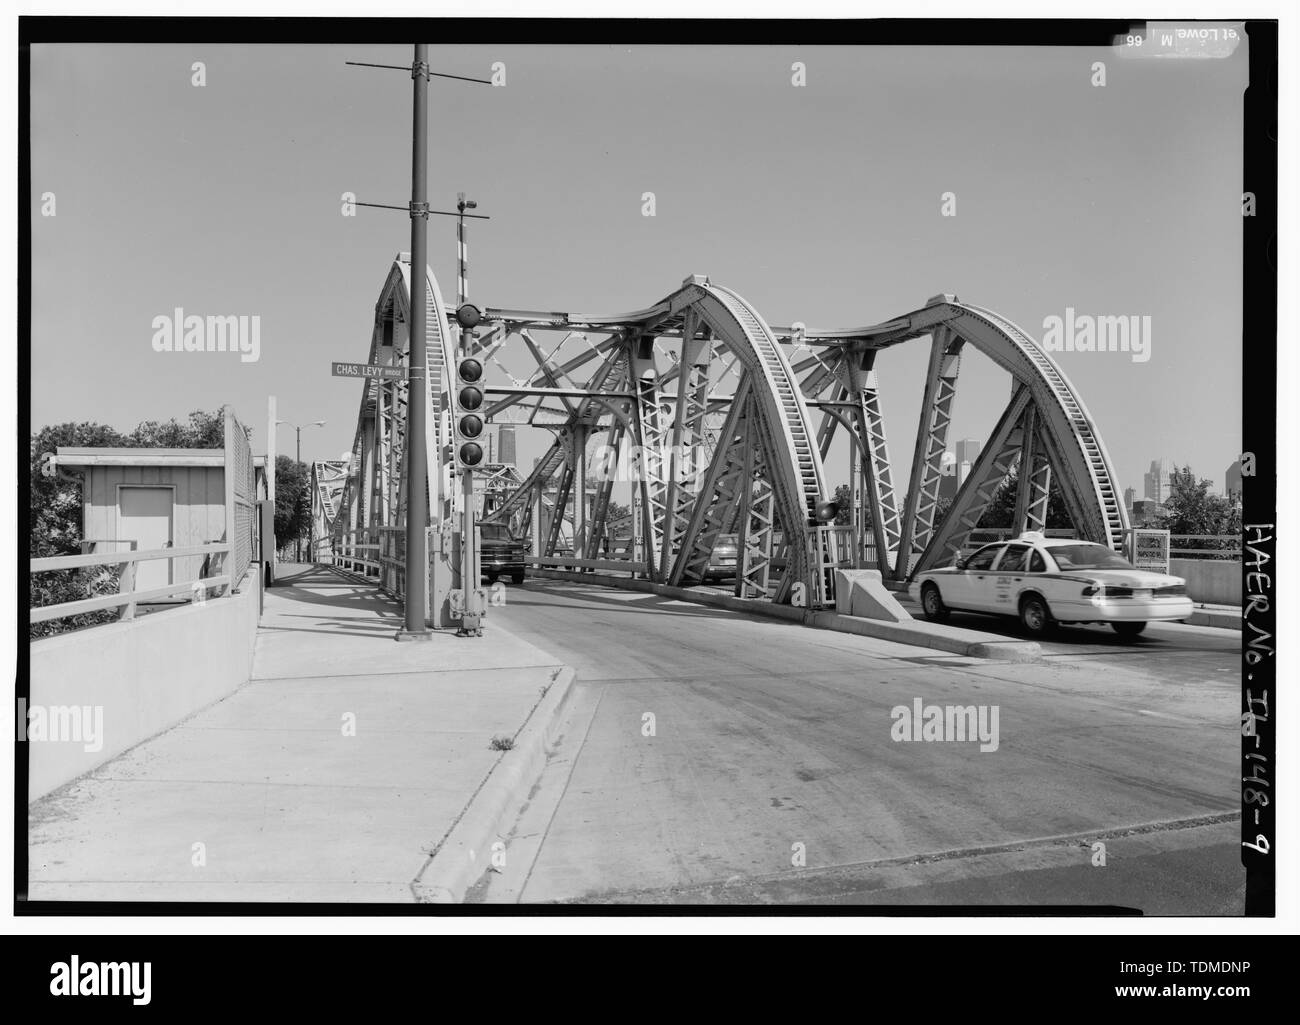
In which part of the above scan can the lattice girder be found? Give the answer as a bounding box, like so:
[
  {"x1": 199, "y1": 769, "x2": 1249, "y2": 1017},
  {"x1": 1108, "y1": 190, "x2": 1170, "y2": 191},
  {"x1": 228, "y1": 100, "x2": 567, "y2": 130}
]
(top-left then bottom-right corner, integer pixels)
[
  {"x1": 670, "y1": 377, "x2": 756, "y2": 587},
  {"x1": 894, "y1": 326, "x2": 964, "y2": 577},
  {"x1": 914, "y1": 386, "x2": 1033, "y2": 573}
]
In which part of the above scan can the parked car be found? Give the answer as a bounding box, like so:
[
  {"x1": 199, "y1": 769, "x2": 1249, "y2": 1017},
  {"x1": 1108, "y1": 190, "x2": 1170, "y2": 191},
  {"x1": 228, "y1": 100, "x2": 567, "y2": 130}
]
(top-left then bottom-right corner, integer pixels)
[
  {"x1": 908, "y1": 532, "x2": 1193, "y2": 639},
  {"x1": 704, "y1": 533, "x2": 740, "y2": 580},
  {"x1": 480, "y1": 522, "x2": 527, "y2": 585},
  {"x1": 550, "y1": 544, "x2": 577, "y2": 571}
]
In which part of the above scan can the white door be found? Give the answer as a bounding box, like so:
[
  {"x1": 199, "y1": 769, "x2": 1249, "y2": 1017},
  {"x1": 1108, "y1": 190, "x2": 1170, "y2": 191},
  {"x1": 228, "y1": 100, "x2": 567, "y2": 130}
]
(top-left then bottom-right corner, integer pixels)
[
  {"x1": 988, "y1": 543, "x2": 1031, "y2": 614},
  {"x1": 119, "y1": 487, "x2": 173, "y2": 592}
]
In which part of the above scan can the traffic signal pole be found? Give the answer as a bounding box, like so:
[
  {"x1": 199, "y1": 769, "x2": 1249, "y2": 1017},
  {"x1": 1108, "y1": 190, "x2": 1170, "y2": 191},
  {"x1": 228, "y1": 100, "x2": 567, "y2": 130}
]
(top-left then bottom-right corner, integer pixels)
[
  {"x1": 454, "y1": 314, "x2": 484, "y2": 636},
  {"x1": 397, "y1": 42, "x2": 432, "y2": 641},
  {"x1": 460, "y1": 435, "x2": 482, "y2": 635}
]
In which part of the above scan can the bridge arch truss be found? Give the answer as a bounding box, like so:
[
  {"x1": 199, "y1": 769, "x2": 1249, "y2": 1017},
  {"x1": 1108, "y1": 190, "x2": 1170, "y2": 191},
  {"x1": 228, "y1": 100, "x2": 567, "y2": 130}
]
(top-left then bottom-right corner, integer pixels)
[{"x1": 333, "y1": 263, "x2": 1128, "y2": 606}]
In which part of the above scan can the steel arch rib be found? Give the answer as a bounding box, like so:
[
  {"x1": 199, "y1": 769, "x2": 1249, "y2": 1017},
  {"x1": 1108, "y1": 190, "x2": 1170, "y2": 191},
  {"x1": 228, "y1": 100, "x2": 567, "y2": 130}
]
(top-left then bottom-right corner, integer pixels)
[
  {"x1": 905, "y1": 300, "x2": 1128, "y2": 556},
  {"x1": 341, "y1": 255, "x2": 458, "y2": 538},
  {"x1": 674, "y1": 282, "x2": 829, "y2": 588},
  {"x1": 394, "y1": 258, "x2": 457, "y2": 516},
  {"x1": 475, "y1": 279, "x2": 828, "y2": 592}
]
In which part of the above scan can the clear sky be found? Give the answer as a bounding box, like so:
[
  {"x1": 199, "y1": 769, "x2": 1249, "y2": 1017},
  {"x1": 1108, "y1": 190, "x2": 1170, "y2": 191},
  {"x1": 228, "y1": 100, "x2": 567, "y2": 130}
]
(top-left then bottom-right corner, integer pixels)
[{"x1": 30, "y1": 40, "x2": 1247, "y2": 498}]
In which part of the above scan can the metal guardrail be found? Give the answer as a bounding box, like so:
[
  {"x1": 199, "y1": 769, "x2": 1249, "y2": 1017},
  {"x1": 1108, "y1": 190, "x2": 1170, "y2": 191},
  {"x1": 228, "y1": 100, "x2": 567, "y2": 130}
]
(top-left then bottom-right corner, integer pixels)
[
  {"x1": 334, "y1": 528, "x2": 382, "y2": 578},
  {"x1": 529, "y1": 555, "x2": 642, "y2": 573},
  {"x1": 1168, "y1": 534, "x2": 1240, "y2": 560},
  {"x1": 30, "y1": 542, "x2": 234, "y2": 625},
  {"x1": 954, "y1": 527, "x2": 1240, "y2": 562}
]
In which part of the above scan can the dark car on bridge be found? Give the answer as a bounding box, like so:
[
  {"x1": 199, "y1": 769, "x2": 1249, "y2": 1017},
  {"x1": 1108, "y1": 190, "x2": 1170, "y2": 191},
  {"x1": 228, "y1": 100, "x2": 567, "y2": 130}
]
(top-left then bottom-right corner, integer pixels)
[
  {"x1": 480, "y1": 522, "x2": 527, "y2": 585},
  {"x1": 704, "y1": 533, "x2": 739, "y2": 580}
]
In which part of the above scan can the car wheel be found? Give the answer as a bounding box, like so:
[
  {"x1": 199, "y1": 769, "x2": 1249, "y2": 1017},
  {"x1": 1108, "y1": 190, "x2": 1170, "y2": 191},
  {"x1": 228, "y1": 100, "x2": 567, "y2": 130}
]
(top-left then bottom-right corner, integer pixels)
[
  {"x1": 1111, "y1": 621, "x2": 1147, "y2": 639},
  {"x1": 1018, "y1": 594, "x2": 1052, "y2": 636},
  {"x1": 510, "y1": 571, "x2": 525, "y2": 585},
  {"x1": 920, "y1": 583, "x2": 950, "y2": 622}
]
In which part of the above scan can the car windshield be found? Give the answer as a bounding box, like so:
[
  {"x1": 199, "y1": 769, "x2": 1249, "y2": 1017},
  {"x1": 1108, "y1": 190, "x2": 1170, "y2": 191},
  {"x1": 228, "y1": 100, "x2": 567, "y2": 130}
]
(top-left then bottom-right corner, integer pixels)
[
  {"x1": 716, "y1": 534, "x2": 738, "y2": 548},
  {"x1": 480, "y1": 524, "x2": 512, "y2": 541},
  {"x1": 1049, "y1": 544, "x2": 1134, "y2": 570}
]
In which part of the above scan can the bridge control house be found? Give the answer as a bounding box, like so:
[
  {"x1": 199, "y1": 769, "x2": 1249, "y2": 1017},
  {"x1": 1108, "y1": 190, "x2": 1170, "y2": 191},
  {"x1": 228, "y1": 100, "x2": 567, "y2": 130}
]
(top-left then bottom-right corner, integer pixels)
[{"x1": 50, "y1": 446, "x2": 270, "y2": 591}]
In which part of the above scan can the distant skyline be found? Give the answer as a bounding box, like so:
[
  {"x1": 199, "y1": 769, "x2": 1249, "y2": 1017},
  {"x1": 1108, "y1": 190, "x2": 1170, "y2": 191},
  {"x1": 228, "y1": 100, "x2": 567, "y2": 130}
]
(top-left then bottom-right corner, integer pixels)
[{"x1": 30, "y1": 41, "x2": 1247, "y2": 506}]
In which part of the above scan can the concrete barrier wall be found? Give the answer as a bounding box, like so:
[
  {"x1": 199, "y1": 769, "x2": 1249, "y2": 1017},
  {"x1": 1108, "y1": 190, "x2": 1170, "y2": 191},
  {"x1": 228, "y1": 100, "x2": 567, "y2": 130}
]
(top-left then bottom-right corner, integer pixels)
[
  {"x1": 27, "y1": 573, "x2": 263, "y2": 802},
  {"x1": 1170, "y1": 558, "x2": 1241, "y2": 606}
]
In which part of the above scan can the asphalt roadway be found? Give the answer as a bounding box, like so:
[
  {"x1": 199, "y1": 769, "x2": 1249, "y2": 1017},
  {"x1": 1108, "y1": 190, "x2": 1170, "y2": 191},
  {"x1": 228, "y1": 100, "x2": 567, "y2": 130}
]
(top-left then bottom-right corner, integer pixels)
[{"x1": 477, "y1": 578, "x2": 1243, "y2": 912}]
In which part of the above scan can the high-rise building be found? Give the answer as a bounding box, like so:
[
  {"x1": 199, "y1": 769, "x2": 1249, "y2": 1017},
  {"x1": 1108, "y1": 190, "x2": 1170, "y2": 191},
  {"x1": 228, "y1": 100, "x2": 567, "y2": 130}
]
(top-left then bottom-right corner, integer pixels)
[
  {"x1": 1225, "y1": 459, "x2": 1243, "y2": 501},
  {"x1": 498, "y1": 424, "x2": 517, "y2": 467},
  {"x1": 936, "y1": 441, "x2": 981, "y2": 502},
  {"x1": 1143, "y1": 458, "x2": 1178, "y2": 504},
  {"x1": 1124, "y1": 486, "x2": 1136, "y2": 511},
  {"x1": 938, "y1": 451, "x2": 960, "y2": 501},
  {"x1": 954, "y1": 438, "x2": 982, "y2": 468}
]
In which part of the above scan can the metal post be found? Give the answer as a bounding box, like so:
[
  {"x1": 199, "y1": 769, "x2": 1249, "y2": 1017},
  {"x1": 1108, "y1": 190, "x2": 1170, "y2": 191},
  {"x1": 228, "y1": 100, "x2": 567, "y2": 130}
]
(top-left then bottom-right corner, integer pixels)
[
  {"x1": 266, "y1": 396, "x2": 276, "y2": 584},
  {"x1": 397, "y1": 42, "x2": 432, "y2": 640},
  {"x1": 457, "y1": 202, "x2": 468, "y2": 309},
  {"x1": 461, "y1": 457, "x2": 481, "y2": 634},
  {"x1": 295, "y1": 428, "x2": 302, "y2": 562},
  {"x1": 456, "y1": 192, "x2": 477, "y2": 356},
  {"x1": 460, "y1": 323, "x2": 482, "y2": 635},
  {"x1": 849, "y1": 436, "x2": 863, "y2": 568}
]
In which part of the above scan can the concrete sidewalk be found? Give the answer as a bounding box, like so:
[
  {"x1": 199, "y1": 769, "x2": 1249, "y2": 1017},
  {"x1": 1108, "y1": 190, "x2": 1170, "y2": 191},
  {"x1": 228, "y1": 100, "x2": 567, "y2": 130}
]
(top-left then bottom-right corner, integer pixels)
[{"x1": 27, "y1": 564, "x2": 571, "y2": 903}]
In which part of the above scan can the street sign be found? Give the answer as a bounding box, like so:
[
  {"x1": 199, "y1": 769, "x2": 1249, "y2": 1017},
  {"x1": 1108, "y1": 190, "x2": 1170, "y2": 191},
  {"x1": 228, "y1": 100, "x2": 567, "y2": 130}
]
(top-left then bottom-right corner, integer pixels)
[
  {"x1": 1127, "y1": 528, "x2": 1170, "y2": 573},
  {"x1": 331, "y1": 361, "x2": 407, "y2": 381}
]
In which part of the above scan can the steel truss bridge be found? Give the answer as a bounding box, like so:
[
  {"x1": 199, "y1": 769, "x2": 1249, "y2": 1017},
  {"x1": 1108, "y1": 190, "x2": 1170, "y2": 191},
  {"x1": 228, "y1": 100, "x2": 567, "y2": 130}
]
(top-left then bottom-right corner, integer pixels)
[{"x1": 318, "y1": 255, "x2": 1127, "y2": 607}]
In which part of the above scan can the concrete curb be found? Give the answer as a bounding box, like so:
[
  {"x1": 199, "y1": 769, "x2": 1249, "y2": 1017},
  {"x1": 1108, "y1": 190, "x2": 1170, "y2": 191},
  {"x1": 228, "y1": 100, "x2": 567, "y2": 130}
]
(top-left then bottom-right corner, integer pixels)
[
  {"x1": 1185, "y1": 608, "x2": 1241, "y2": 631},
  {"x1": 411, "y1": 661, "x2": 578, "y2": 903},
  {"x1": 530, "y1": 568, "x2": 1042, "y2": 662}
]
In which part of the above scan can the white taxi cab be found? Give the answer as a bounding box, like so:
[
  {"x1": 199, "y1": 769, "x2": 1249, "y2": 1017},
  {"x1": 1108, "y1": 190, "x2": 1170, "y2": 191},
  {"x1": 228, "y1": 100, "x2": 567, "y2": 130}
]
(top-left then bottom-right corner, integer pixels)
[{"x1": 908, "y1": 532, "x2": 1194, "y2": 639}]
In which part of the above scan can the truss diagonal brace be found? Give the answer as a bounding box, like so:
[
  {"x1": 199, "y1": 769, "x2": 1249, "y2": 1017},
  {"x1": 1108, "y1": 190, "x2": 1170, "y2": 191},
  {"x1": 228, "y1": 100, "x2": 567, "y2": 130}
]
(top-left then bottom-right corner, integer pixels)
[
  {"x1": 1012, "y1": 407, "x2": 1053, "y2": 535},
  {"x1": 668, "y1": 377, "x2": 754, "y2": 587},
  {"x1": 895, "y1": 325, "x2": 963, "y2": 579},
  {"x1": 913, "y1": 385, "x2": 1033, "y2": 576},
  {"x1": 845, "y1": 350, "x2": 902, "y2": 574}
]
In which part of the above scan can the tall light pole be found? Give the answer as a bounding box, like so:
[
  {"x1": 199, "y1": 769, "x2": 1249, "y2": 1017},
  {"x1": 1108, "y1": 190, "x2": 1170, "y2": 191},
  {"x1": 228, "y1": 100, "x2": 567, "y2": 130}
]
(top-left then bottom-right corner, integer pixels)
[
  {"x1": 398, "y1": 41, "x2": 433, "y2": 640},
  {"x1": 342, "y1": 47, "x2": 491, "y2": 636},
  {"x1": 276, "y1": 419, "x2": 326, "y2": 562}
]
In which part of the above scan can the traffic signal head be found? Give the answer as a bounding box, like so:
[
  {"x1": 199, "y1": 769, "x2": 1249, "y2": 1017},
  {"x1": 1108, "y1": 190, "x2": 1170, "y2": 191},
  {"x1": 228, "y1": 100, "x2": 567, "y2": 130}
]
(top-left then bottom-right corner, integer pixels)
[
  {"x1": 459, "y1": 442, "x2": 484, "y2": 465},
  {"x1": 813, "y1": 499, "x2": 840, "y2": 523},
  {"x1": 458, "y1": 356, "x2": 483, "y2": 383},
  {"x1": 455, "y1": 357, "x2": 486, "y2": 468}
]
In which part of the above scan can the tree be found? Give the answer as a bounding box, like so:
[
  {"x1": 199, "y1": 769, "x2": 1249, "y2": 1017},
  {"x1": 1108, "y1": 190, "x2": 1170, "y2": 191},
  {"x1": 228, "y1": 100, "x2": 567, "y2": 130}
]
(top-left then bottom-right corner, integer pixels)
[
  {"x1": 275, "y1": 454, "x2": 312, "y2": 555},
  {"x1": 832, "y1": 483, "x2": 852, "y2": 525},
  {"x1": 831, "y1": 484, "x2": 946, "y2": 530},
  {"x1": 976, "y1": 465, "x2": 1072, "y2": 530},
  {"x1": 126, "y1": 409, "x2": 225, "y2": 449},
  {"x1": 30, "y1": 421, "x2": 126, "y2": 559},
  {"x1": 1158, "y1": 466, "x2": 1240, "y2": 551},
  {"x1": 29, "y1": 422, "x2": 129, "y2": 638}
]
